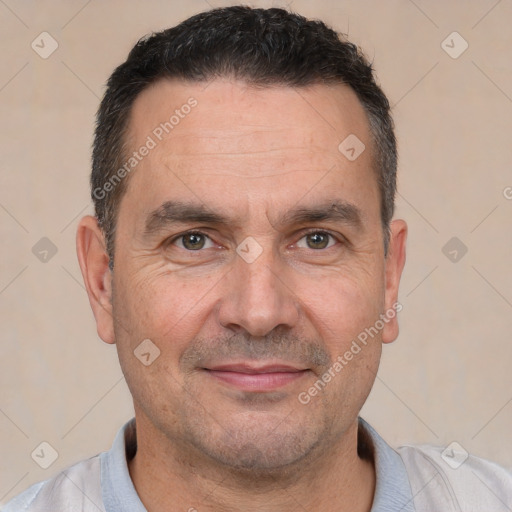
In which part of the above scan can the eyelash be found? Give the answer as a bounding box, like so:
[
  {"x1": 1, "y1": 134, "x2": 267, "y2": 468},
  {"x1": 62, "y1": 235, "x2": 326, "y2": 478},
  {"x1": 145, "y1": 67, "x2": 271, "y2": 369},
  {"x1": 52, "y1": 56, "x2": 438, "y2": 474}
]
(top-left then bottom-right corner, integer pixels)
[
  {"x1": 168, "y1": 231, "x2": 214, "y2": 249},
  {"x1": 298, "y1": 229, "x2": 341, "y2": 248},
  {"x1": 168, "y1": 229, "x2": 344, "y2": 250}
]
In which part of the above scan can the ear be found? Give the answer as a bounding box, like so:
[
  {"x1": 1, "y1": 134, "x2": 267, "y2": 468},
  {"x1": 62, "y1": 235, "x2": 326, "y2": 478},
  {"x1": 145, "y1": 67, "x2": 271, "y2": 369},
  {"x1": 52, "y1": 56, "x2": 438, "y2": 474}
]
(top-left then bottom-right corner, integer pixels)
[
  {"x1": 76, "y1": 215, "x2": 115, "y2": 344},
  {"x1": 382, "y1": 219, "x2": 407, "y2": 344}
]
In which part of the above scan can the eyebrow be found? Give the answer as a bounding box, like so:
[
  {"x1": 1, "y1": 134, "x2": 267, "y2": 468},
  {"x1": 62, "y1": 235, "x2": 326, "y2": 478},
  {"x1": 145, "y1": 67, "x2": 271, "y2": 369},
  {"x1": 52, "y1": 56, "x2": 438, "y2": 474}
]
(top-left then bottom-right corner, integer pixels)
[
  {"x1": 277, "y1": 200, "x2": 363, "y2": 229},
  {"x1": 144, "y1": 199, "x2": 363, "y2": 236},
  {"x1": 144, "y1": 201, "x2": 229, "y2": 235}
]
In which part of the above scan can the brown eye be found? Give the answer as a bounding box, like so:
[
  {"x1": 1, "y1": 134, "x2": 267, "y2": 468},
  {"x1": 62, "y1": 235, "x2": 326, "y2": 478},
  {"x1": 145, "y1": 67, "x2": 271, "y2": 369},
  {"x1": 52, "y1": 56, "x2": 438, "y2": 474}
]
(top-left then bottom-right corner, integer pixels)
[
  {"x1": 175, "y1": 232, "x2": 211, "y2": 250},
  {"x1": 305, "y1": 232, "x2": 331, "y2": 250}
]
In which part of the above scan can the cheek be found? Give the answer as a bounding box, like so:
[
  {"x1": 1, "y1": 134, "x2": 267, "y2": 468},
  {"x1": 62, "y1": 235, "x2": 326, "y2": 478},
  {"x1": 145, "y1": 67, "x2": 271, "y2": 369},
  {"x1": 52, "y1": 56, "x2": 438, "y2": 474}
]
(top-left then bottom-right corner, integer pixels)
[
  {"x1": 111, "y1": 271, "x2": 212, "y2": 412},
  {"x1": 299, "y1": 269, "x2": 384, "y2": 350},
  {"x1": 113, "y1": 266, "x2": 219, "y2": 353}
]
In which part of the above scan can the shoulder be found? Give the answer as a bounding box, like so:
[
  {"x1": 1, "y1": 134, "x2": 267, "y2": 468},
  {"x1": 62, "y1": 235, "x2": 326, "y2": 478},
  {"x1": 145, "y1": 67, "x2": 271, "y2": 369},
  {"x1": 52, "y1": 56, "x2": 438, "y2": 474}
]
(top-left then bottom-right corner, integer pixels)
[
  {"x1": 2, "y1": 455, "x2": 104, "y2": 512},
  {"x1": 397, "y1": 443, "x2": 512, "y2": 511}
]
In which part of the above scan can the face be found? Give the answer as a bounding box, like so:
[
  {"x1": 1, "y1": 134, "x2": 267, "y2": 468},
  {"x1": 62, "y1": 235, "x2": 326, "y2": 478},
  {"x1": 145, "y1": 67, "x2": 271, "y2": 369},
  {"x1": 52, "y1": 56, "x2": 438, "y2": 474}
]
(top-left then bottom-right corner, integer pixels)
[{"x1": 79, "y1": 78, "x2": 406, "y2": 473}]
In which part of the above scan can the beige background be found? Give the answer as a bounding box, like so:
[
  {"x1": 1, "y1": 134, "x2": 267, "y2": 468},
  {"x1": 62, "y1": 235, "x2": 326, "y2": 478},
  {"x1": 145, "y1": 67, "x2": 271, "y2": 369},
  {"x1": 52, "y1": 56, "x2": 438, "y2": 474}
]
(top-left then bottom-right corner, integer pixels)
[{"x1": 1, "y1": 0, "x2": 512, "y2": 503}]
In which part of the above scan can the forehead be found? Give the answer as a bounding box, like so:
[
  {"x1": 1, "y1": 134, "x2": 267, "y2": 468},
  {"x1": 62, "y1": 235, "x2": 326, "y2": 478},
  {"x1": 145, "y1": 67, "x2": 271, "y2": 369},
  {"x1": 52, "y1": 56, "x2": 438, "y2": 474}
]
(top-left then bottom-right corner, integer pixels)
[
  {"x1": 127, "y1": 78, "x2": 371, "y2": 157},
  {"x1": 120, "y1": 78, "x2": 378, "y2": 224}
]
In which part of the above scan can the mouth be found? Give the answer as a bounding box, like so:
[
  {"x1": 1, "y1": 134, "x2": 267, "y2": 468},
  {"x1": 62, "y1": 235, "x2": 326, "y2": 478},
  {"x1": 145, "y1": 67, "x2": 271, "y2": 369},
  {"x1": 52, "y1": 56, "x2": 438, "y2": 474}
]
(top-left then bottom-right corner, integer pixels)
[{"x1": 202, "y1": 363, "x2": 310, "y2": 392}]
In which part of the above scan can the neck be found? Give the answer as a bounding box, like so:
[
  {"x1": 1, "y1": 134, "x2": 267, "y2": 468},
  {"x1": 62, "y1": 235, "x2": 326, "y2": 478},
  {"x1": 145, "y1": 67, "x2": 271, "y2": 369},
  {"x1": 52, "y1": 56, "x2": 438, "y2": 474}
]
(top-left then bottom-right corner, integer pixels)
[{"x1": 128, "y1": 415, "x2": 375, "y2": 512}]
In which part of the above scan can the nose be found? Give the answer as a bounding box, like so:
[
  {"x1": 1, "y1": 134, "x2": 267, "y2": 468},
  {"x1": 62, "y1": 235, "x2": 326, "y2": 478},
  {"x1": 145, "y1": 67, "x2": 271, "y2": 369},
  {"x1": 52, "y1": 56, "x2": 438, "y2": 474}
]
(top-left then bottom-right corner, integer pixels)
[{"x1": 217, "y1": 247, "x2": 300, "y2": 337}]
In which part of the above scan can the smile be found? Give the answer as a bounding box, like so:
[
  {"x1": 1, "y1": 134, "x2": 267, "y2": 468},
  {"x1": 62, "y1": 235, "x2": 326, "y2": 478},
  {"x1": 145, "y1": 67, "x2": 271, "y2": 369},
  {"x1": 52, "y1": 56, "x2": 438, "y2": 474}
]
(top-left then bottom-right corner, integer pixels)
[{"x1": 203, "y1": 364, "x2": 310, "y2": 392}]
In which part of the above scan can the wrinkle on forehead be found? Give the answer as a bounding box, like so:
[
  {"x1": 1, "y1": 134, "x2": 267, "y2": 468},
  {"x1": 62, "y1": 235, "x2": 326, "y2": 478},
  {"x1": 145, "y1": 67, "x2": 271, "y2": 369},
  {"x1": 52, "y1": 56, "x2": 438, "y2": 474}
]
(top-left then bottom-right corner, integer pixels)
[{"x1": 156, "y1": 155, "x2": 340, "y2": 180}]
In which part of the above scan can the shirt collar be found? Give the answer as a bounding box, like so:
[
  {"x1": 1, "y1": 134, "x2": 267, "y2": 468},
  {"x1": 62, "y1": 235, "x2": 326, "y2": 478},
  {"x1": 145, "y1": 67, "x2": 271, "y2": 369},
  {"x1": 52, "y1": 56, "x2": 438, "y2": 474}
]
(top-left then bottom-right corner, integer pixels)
[
  {"x1": 101, "y1": 419, "x2": 146, "y2": 512},
  {"x1": 359, "y1": 418, "x2": 415, "y2": 511}
]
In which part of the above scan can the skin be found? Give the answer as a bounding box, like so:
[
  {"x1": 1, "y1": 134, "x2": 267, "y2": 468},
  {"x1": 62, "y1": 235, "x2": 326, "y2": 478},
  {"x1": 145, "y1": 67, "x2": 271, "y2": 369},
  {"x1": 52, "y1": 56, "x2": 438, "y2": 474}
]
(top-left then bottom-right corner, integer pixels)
[{"x1": 77, "y1": 78, "x2": 407, "y2": 512}]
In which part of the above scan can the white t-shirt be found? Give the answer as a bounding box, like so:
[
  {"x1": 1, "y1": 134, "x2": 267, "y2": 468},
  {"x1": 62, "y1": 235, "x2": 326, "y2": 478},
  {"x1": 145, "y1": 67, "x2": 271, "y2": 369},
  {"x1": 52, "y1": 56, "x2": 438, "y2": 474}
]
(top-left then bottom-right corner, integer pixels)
[{"x1": 3, "y1": 417, "x2": 511, "y2": 511}]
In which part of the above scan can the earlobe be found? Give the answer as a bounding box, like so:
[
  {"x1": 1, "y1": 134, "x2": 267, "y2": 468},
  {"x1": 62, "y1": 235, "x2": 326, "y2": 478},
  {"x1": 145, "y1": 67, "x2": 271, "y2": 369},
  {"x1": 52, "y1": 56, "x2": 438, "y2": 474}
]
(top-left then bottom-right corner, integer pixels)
[
  {"x1": 76, "y1": 215, "x2": 116, "y2": 344},
  {"x1": 382, "y1": 219, "x2": 407, "y2": 344}
]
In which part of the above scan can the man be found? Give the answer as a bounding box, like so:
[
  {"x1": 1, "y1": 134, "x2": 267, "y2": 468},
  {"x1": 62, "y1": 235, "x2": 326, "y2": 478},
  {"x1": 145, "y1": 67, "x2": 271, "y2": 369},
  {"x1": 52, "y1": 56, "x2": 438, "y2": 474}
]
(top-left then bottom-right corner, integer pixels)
[{"x1": 4, "y1": 6, "x2": 511, "y2": 512}]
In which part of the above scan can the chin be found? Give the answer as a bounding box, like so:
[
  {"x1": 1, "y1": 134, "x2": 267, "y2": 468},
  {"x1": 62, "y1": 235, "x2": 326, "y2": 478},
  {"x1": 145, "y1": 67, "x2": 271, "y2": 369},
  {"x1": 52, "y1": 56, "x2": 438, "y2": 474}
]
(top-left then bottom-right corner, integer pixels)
[{"x1": 181, "y1": 408, "x2": 328, "y2": 476}]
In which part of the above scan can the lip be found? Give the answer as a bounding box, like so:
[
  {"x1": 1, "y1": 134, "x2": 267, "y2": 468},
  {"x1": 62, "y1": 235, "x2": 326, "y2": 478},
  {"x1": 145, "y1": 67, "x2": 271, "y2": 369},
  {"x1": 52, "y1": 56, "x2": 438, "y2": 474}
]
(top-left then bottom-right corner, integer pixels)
[
  {"x1": 203, "y1": 363, "x2": 309, "y2": 392},
  {"x1": 207, "y1": 363, "x2": 306, "y2": 373}
]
